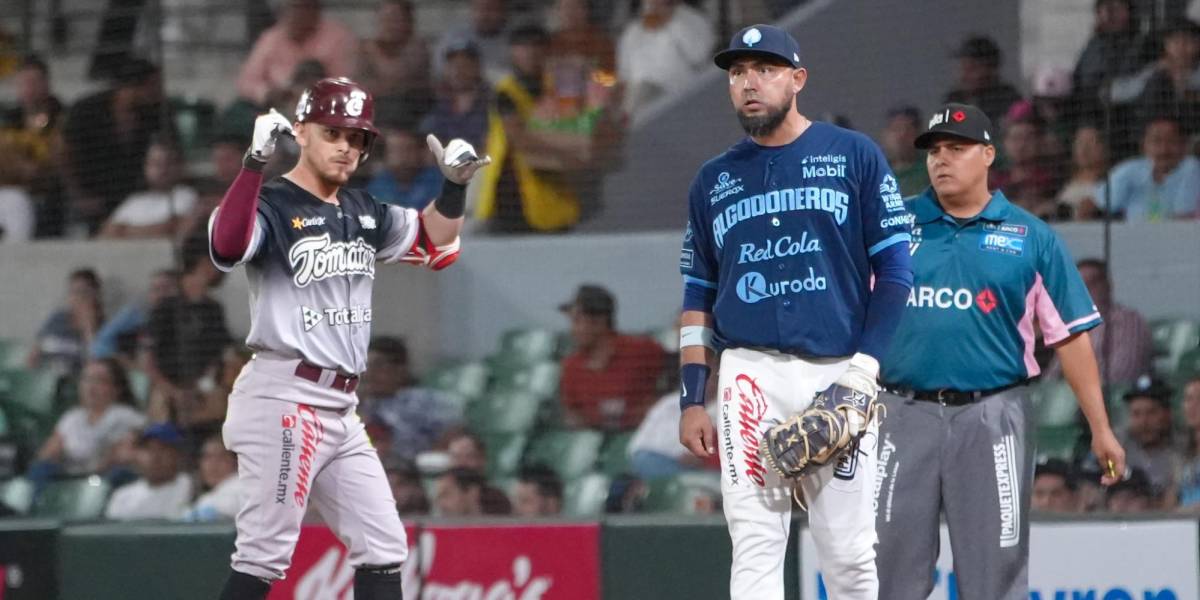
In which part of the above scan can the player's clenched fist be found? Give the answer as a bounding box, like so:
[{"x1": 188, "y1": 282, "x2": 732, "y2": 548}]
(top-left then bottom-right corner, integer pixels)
[
  {"x1": 427, "y1": 134, "x2": 491, "y2": 185},
  {"x1": 680, "y1": 405, "x2": 716, "y2": 459},
  {"x1": 248, "y1": 108, "x2": 294, "y2": 163}
]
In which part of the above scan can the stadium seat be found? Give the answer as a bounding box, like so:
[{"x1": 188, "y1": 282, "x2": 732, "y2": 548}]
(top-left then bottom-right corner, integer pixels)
[
  {"x1": 525, "y1": 430, "x2": 605, "y2": 481},
  {"x1": 0, "y1": 404, "x2": 8, "y2": 438},
  {"x1": 0, "y1": 477, "x2": 34, "y2": 514},
  {"x1": 424, "y1": 361, "x2": 490, "y2": 401},
  {"x1": 126, "y1": 369, "x2": 152, "y2": 409},
  {"x1": 491, "y1": 328, "x2": 560, "y2": 368},
  {"x1": 0, "y1": 369, "x2": 62, "y2": 427},
  {"x1": 564, "y1": 472, "x2": 611, "y2": 516},
  {"x1": 467, "y1": 389, "x2": 543, "y2": 434},
  {"x1": 1151, "y1": 319, "x2": 1200, "y2": 375},
  {"x1": 1173, "y1": 347, "x2": 1200, "y2": 384},
  {"x1": 1032, "y1": 379, "x2": 1079, "y2": 427},
  {"x1": 483, "y1": 433, "x2": 528, "y2": 478},
  {"x1": 643, "y1": 472, "x2": 722, "y2": 513},
  {"x1": 0, "y1": 339, "x2": 26, "y2": 371},
  {"x1": 491, "y1": 361, "x2": 561, "y2": 399},
  {"x1": 33, "y1": 476, "x2": 111, "y2": 521},
  {"x1": 1034, "y1": 425, "x2": 1080, "y2": 462},
  {"x1": 599, "y1": 432, "x2": 635, "y2": 476}
]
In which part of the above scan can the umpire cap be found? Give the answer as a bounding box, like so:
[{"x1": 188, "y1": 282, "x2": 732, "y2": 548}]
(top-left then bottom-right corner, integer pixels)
[
  {"x1": 714, "y1": 24, "x2": 802, "y2": 70},
  {"x1": 914, "y1": 103, "x2": 994, "y2": 149},
  {"x1": 295, "y1": 77, "x2": 379, "y2": 161}
]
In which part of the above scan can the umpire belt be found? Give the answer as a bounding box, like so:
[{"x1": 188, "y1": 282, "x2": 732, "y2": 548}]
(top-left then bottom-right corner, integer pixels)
[
  {"x1": 881, "y1": 380, "x2": 1029, "y2": 406},
  {"x1": 294, "y1": 361, "x2": 360, "y2": 393}
]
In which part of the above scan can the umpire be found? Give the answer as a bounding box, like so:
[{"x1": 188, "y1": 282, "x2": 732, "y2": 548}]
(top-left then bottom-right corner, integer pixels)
[{"x1": 874, "y1": 103, "x2": 1126, "y2": 599}]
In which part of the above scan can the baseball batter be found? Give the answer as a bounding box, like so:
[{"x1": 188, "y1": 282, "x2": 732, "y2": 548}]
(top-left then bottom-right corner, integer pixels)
[
  {"x1": 677, "y1": 25, "x2": 914, "y2": 599},
  {"x1": 208, "y1": 77, "x2": 489, "y2": 600},
  {"x1": 874, "y1": 103, "x2": 1126, "y2": 599}
]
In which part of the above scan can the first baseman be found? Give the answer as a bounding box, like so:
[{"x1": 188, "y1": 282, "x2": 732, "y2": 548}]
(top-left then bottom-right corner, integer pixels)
[
  {"x1": 677, "y1": 25, "x2": 914, "y2": 599},
  {"x1": 208, "y1": 77, "x2": 489, "y2": 600},
  {"x1": 874, "y1": 103, "x2": 1126, "y2": 598}
]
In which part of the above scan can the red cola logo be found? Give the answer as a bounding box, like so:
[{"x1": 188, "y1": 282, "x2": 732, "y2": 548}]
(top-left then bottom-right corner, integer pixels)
[
  {"x1": 735, "y1": 374, "x2": 769, "y2": 487},
  {"x1": 294, "y1": 404, "x2": 325, "y2": 507}
]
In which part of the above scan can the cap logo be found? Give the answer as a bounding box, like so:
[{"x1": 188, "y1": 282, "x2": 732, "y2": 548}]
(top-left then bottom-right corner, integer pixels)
[
  {"x1": 742, "y1": 28, "x2": 763, "y2": 47},
  {"x1": 345, "y1": 90, "x2": 366, "y2": 117},
  {"x1": 793, "y1": 52, "x2": 800, "y2": 63},
  {"x1": 952, "y1": 110, "x2": 966, "y2": 122},
  {"x1": 984, "y1": 130, "x2": 991, "y2": 141}
]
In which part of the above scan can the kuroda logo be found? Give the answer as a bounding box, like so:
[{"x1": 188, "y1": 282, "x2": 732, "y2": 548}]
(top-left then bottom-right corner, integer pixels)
[{"x1": 736, "y1": 268, "x2": 827, "y2": 303}]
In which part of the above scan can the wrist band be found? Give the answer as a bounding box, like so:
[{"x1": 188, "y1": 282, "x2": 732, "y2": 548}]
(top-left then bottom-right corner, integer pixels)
[
  {"x1": 680, "y1": 363, "x2": 710, "y2": 410},
  {"x1": 434, "y1": 181, "x2": 467, "y2": 219},
  {"x1": 679, "y1": 325, "x2": 715, "y2": 350}
]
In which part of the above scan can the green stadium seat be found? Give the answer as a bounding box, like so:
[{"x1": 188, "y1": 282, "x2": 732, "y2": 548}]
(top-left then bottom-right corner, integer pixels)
[
  {"x1": 1032, "y1": 379, "x2": 1079, "y2": 427},
  {"x1": 0, "y1": 340, "x2": 27, "y2": 371},
  {"x1": 33, "y1": 476, "x2": 111, "y2": 521},
  {"x1": 424, "y1": 361, "x2": 490, "y2": 401},
  {"x1": 126, "y1": 369, "x2": 152, "y2": 409},
  {"x1": 564, "y1": 472, "x2": 611, "y2": 516},
  {"x1": 1034, "y1": 425, "x2": 1080, "y2": 462},
  {"x1": 491, "y1": 361, "x2": 561, "y2": 399},
  {"x1": 1173, "y1": 347, "x2": 1200, "y2": 384},
  {"x1": 599, "y1": 432, "x2": 635, "y2": 476},
  {"x1": 525, "y1": 430, "x2": 605, "y2": 481},
  {"x1": 643, "y1": 472, "x2": 722, "y2": 513},
  {"x1": 0, "y1": 404, "x2": 8, "y2": 438},
  {"x1": 467, "y1": 389, "x2": 543, "y2": 434},
  {"x1": 492, "y1": 328, "x2": 560, "y2": 367},
  {"x1": 484, "y1": 433, "x2": 528, "y2": 478},
  {"x1": 1151, "y1": 319, "x2": 1200, "y2": 375},
  {"x1": 0, "y1": 477, "x2": 34, "y2": 514}
]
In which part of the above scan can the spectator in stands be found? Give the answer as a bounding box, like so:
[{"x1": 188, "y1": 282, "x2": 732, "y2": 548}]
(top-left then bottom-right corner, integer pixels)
[
  {"x1": 386, "y1": 461, "x2": 430, "y2": 515},
  {"x1": 1057, "y1": 125, "x2": 1110, "y2": 219},
  {"x1": 604, "y1": 473, "x2": 646, "y2": 513},
  {"x1": 90, "y1": 268, "x2": 181, "y2": 362},
  {"x1": 616, "y1": 0, "x2": 713, "y2": 113},
  {"x1": 1093, "y1": 114, "x2": 1200, "y2": 220},
  {"x1": 178, "y1": 345, "x2": 251, "y2": 444},
  {"x1": 1030, "y1": 65, "x2": 1076, "y2": 158},
  {"x1": 437, "y1": 427, "x2": 488, "y2": 471},
  {"x1": 1136, "y1": 20, "x2": 1200, "y2": 135},
  {"x1": 559, "y1": 285, "x2": 665, "y2": 430},
  {"x1": 235, "y1": 0, "x2": 356, "y2": 106},
  {"x1": 0, "y1": 55, "x2": 64, "y2": 237},
  {"x1": 1118, "y1": 376, "x2": 1185, "y2": 493},
  {"x1": 512, "y1": 464, "x2": 564, "y2": 517},
  {"x1": 1106, "y1": 466, "x2": 1158, "y2": 512},
  {"x1": 1176, "y1": 377, "x2": 1200, "y2": 510},
  {"x1": 1072, "y1": 0, "x2": 1155, "y2": 115},
  {"x1": 105, "y1": 422, "x2": 194, "y2": 520},
  {"x1": 366, "y1": 127, "x2": 445, "y2": 210},
  {"x1": 357, "y1": 0, "x2": 432, "y2": 102},
  {"x1": 360, "y1": 337, "x2": 461, "y2": 460},
  {"x1": 0, "y1": 145, "x2": 34, "y2": 242},
  {"x1": 628, "y1": 387, "x2": 719, "y2": 479},
  {"x1": 99, "y1": 136, "x2": 197, "y2": 239},
  {"x1": 61, "y1": 58, "x2": 169, "y2": 237},
  {"x1": 180, "y1": 433, "x2": 241, "y2": 522},
  {"x1": 141, "y1": 237, "x2": 231, "y2": 422},
  {"x1": 1032, "y1": 458, "x2": 1080, "y2": 513},
  {"x1": 991, "y1": 103, "x2": 1066, "y2": 220},
  {"x1": 943, "y1": 35, "x2": 1022, "y2": 124},
  {"x1": 1075, "y1": 465, "x2": 1108, "y2": 512},
  {"x1": 28, "y1": 358, "x2": 145, "y2": 492},
  {"x1": 551, "y1": 0, "x2": 617, "y2": 74},
  {"x1": 27, "y1": 268, "x2": 104, "y2": 373},
  {"x1": 879, "y1": 105, "x2": 930, "y2": 197},
  {"x1": 433, "y1": 467, "x2": 487, "y2": 517},
  {"x1": 1048, "y1": 259, "x2": 1152, "y2": 384},
  {"x1": 421, "y1": 40, "x2": 490, "y2": 149},
  {"x1": 434, "y1": 0, "x2": 512, "y2": 83}
]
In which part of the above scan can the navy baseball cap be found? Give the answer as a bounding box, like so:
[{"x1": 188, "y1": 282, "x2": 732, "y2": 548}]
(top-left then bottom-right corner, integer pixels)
[
  {"x1": 714, "y1": 25, "x2": 802, "y2": 70},
  {"x1": 139, "y1": 422, "x2": 184, "y2": 447},
  {"x1": 914, "y1": 103, "x2": 994, "y2": 149}
]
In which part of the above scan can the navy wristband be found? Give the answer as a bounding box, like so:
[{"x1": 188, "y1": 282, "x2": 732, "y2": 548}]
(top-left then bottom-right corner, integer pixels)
[
  {"x1": 434, "y1": 181, "x2": 467, "y2": 219},
  {"x1": 680, "y1": 363, "x2": 710, "y2": 410}
]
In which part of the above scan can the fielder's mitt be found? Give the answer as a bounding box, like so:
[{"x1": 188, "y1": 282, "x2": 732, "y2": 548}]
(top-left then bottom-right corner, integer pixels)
[{"x1": 759, "y1": 383, "x2": 884, "y2": 482}]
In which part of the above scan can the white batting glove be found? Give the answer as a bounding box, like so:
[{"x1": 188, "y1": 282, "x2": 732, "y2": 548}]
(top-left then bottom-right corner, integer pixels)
[
  {"x1": 248, "y1": 109, "x2": 294, "y2": 163},
  {"x1": 832, "y1": 353, "x2": 880, "y2": 437},
  {"x1": 426, "y1": 134, "x2": 492, "y2": 185}
]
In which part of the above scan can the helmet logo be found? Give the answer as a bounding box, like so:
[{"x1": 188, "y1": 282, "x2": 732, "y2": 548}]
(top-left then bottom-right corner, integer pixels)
[
  {"x1": 345, "y1": 90, "x2": 367, "y2": 117},
  {"x1": 296, "y1": 90, "x2": 312, "y2": 121}
]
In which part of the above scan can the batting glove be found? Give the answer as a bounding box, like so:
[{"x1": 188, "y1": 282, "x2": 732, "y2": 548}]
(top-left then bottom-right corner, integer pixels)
[
  {"x1": 247, "y1": 108, "x2": 294, "y2": 164},
  {"x1": 427, "y1": 134, "x2": 492, "y2": 185},
  {"x1": 821, "y1": 353, "x2": 880, "y2": 437}
]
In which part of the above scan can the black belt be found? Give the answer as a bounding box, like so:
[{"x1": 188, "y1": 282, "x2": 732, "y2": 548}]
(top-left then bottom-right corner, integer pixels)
[
  {"x1": 882, "y1": 380, "x2": 1028, "y2": 406},
  {"x1": 294, "y1": 361, "x2": 359, "y2": 393}
]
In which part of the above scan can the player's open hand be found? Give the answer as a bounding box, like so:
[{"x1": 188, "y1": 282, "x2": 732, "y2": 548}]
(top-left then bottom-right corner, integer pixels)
[
  {"x1": 680, "y1": 405, "x2": 716, "y2": 459},
  {"x1": 248, "y1": 108, "x2": 294, "y2": 163},
  {"x1": 1092, "y1": 427, "x2": 1127, "y2": 486},
  {"x1": 427, "y1": 134, "x2": 492, "y2": 185}
]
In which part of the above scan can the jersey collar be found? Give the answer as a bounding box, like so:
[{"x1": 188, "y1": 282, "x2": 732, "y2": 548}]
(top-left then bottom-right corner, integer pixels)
[{"x1": 910, "y1": 187, "x2": 1012, "y2": 225}]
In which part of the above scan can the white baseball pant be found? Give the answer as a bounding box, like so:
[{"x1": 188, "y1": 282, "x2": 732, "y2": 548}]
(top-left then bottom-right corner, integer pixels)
[{"x1": 717, "y1": 347, "x2": 879, "y2": 600}]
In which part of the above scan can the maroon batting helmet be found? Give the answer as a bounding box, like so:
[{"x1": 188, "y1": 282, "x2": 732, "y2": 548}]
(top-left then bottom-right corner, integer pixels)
[{"x1": 295, "y1": 77, "x2": 378, "y2": 162}]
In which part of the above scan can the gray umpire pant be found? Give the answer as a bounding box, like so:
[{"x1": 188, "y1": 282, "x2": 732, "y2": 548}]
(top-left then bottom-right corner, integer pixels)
[{"x1": 874, "y1": 387, "x2": 1034, "y2": 600}]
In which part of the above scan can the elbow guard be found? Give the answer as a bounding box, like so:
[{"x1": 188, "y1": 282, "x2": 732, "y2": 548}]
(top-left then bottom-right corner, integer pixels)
[{"x1": 402, "y1": 232, "x2": 461, "y2": 271}]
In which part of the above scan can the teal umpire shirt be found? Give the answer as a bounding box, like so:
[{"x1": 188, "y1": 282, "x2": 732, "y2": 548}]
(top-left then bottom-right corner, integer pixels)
[{"x1": 882, "y1": 188, "x2": 1103, "y2": 391}]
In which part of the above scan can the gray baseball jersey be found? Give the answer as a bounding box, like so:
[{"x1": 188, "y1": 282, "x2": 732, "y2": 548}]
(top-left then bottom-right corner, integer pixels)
[{"x1": 208, "y1": 177, "x2": 419, "y2": 377}]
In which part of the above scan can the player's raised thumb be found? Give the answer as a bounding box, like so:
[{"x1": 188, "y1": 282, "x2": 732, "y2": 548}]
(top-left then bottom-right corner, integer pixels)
[{"x1": 426, "y1": 134, "x2": 445, "y2": 163}]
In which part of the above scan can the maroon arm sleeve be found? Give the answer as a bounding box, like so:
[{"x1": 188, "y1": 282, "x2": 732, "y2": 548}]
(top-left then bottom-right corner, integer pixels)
[{"x1": 210, "y1": 166, "x2": 264, "y2": 261}]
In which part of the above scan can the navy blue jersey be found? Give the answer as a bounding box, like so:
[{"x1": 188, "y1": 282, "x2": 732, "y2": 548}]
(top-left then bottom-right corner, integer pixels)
[{"x1": 680, "y1": 122, "x2": 913, "y2": 357}]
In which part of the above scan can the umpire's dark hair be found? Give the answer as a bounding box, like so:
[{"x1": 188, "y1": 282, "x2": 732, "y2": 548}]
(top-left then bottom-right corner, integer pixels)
[
  {"x1": 370, "y1": 336, "x2": 410, "y2": 365},
  {"x1": 69, "y1": 267, "x2": 101, "y2": 290},
  {"x1": 442, "y1": 467, "x2": 486, "y2": 492},
  {"x1": 518, "y1": 464, "x2": 564, "y2": 501}
]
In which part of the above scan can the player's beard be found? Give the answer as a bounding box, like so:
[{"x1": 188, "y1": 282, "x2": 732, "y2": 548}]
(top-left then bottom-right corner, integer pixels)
[{"x1": 737, "y1": 96, "x2": 793, "y2": 138}]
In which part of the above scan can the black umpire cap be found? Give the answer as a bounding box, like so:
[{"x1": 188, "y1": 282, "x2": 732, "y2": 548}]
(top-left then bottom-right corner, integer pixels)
[
  {"x1": 914, "y1": 103, "x2": 994, "y2": 149},
  {"x1": 714, "y1": 24, "x2": 802, "y2": 70}
]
